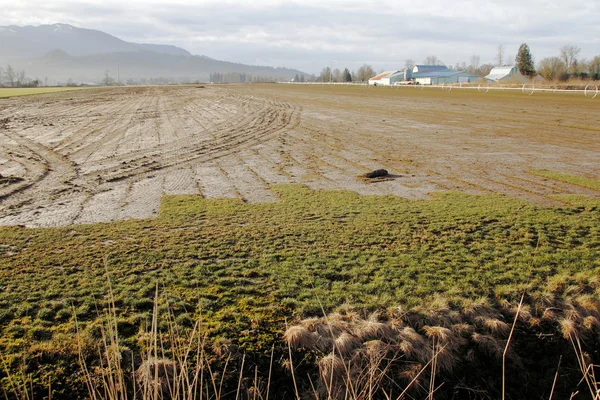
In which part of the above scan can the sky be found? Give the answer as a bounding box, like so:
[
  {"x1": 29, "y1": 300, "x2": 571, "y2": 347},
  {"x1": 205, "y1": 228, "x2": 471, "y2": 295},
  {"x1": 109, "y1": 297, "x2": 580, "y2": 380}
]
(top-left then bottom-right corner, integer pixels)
[{"x1": 1, "y1": 0, "x2": 599, "y2": 74}]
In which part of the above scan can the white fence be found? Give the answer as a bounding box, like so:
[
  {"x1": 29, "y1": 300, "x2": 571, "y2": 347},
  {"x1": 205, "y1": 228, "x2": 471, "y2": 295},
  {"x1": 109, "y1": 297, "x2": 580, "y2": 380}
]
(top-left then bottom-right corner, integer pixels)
[{"x1": 279, "y1": 81, "x2": 599, "y2": 98}]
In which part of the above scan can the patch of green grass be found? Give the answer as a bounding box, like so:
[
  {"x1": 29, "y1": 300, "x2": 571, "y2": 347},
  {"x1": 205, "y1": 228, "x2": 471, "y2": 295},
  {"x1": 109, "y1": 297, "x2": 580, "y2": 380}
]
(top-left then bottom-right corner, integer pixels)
[
  {"x1": 1, "y1": 184, "x2": 600, "y2": 396},
  {"x1": 0, "y1": 87, "x2": 90, "y2": 98},
  {"x1": 531, "y1": 169, "x2": 600, "y2": 191}
]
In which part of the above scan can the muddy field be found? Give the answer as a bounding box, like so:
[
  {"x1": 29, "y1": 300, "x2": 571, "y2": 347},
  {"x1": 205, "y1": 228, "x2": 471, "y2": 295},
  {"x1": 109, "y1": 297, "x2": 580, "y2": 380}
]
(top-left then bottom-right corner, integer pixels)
[{"x1": 0, "y1": 84, "x2": 599, "y2": 227}]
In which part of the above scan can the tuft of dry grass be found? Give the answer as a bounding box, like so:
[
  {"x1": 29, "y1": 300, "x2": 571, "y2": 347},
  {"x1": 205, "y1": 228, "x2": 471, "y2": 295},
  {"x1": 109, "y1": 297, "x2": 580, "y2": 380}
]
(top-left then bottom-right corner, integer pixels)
[
  {"x1": 471, "y1": 333, "x2": 504, "y2": 359},
  {"x1": 334, "y1": 332, "x2": 361, "y2": 357},
  {"x1": 559, "y1": 318, "x2": 577, "y2": 339},
  {"x1": 480, "y1": 317, "x2": 511, "y2": 336},
  {"x1": 317, "y1": 353, "x2": 345, "y2": 385},
  {"x1": 283, "y1": 325, "x2": 318, "y2": 350}
]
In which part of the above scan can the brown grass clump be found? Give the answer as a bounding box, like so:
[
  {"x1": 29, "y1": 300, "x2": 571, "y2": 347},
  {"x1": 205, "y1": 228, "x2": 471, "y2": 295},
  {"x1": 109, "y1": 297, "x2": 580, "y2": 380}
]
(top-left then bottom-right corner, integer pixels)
[
  {"x1": 461, "y1": 297, "x2": 494, "y2": 319},
  {"x1": 574, "y1": 294, "x2": 600, "y2": 317},
  {"x1": 451, "y1": 323, "x2": 475, "y2": 337},
  {"x1": 558, "y1": 318, "x2": 577, "y2": 339},
  {"x1": 479, "y1": 317, "x2": 510, "y2": 336},
  {"x1": 317, "y1": 353, "x2": 346, "y2": 383},
  {"x1": 362, "y1": 339, "x2": 389, "y2": 359},
  {"x1": 399, "y1": 362, "x2": 425, "y2": 386},
  {"x1": 471, "y1": 333, "x2": 504, "y2": 358},
  {"x1": 136, "y1": 358, "x2": 177, "y2": 395},
  {"x1": 423, "y1": 325, "x2": 452, "y2": 342},
  {"x1": 286, "y1": 286, "x2": 600, "y2": 399},
  {"x1": 582, "y1": 315, "x2": 600, "y2": 331},
  {"x1": 541, "y1": 307, "x2": 559, "y2": 321},
  {"x1": 397, "y1": 327, "x2": 430, "y2": 362},
  {"x1": 353, "y1": 313, "x2": 395, "y2": 341},
  {"x1": 333, "y1": 305, "x2": 362, "y2": 323},
  {"x1": 334, "y1": 332, "x2": 361, "y2": 357},
  {"x1": 283, "y1": 325, "x2": 318, "y2": 350},
  {"x1": 434, "y1": 346, "x2": 457, "y2": 374}
]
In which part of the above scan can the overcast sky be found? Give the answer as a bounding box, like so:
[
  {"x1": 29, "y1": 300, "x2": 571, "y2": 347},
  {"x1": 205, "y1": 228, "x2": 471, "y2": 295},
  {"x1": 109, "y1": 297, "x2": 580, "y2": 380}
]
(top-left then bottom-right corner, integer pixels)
[{"x1": 1, "y1": 0, "x2": 599, "y2": 74}]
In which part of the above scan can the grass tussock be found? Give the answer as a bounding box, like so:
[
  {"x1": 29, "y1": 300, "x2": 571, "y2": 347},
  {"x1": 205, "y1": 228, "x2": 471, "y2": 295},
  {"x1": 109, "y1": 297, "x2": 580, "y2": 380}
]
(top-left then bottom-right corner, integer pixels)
[{"x1": 284, "y1": 287, "x2": 600, "y2": 399}]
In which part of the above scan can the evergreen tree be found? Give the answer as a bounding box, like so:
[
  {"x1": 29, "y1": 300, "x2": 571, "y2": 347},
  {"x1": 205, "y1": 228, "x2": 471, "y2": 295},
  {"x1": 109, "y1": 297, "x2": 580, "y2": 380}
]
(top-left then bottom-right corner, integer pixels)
[
  {"x1": 294, "y1": 74, "x2": 300, "y2": 82},
  {"x1": 515, "y1": 43, "x2": 536, "y2": 77},
  {"x1": 343, "y1": 68, "x2": 352, "y2": 82}
]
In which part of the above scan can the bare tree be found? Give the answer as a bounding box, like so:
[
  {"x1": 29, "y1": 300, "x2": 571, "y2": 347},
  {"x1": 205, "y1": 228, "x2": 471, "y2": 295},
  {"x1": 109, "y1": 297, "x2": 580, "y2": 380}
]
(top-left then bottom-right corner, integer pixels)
[
  {"x1": 16, "y1": 69, "x2": 26, "y2": 87},
  {"x1": 318, "y1": 67, "x2": 331, "y2": 82},
  {"x1": 424, "y1": 55, "x2": 439, "y2": 65},
  {"x1": 496, "y1": 44, "x2": 505, "y2": 66},
  {"x1": 6, "y1": 65, "x2": 16, "y2": 87},
  {"x1": 559, "y1": 45, "x2": 581, "y2": 72},
  {"x1": 0, "y1": 66, "x2": 4, "y2": 86},
  {"x1": 103, "y1": 69, "x2": 114, "y2": 86},
  {"x1": 405, "y1": 59, "x2": 415, "y2": 70},
  {"x1": 332, "y1": 68, "x2": 342, "y2": 82},
  {"x1": 479, "y1": 63, "x2": 495, "y2": 76},
  {"x1": 356, "y1": 64, "x2": 375, "y2": 82},
  {"x1": 468, "y1": 55, "x2": 481, "y2": 74}
]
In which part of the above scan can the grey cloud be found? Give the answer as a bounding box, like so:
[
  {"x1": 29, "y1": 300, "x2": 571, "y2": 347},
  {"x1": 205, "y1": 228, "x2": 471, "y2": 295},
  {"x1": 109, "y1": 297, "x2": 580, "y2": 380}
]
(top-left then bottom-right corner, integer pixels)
[{"x1": 1, "y1": 1, "x2": 599, "y2": 74}]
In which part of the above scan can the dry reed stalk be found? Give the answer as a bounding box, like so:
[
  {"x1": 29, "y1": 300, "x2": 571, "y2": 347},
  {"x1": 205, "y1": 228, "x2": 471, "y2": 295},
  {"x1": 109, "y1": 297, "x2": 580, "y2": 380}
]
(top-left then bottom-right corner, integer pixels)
[
  {"x1": 569, "y1": 333, "x2": 599, "y2": 400},
  {"x1": 428, "y1": 338, "x2": 437, "y2": 400},
  {"x1": 285, "y1": 320, "x2": 301, "y2": 400},
  {"x1": 265, "y1": 345, "x2": 274, "y2": 400},
  {"x1": 548, "y1": 355, "x2": 562, "y2": 400},
  {"x1": 317, "y1": 354, "x2": 345, "y2": 398},
  {"x1": 234, "y1": 353, "x2": 245, "y2": 400},
  {"x1": 502, "y1": 293, "x2": 524, "y2": 400},
  {"x1": 396, "y1": 345, "x2": 444, "y2": 400}
]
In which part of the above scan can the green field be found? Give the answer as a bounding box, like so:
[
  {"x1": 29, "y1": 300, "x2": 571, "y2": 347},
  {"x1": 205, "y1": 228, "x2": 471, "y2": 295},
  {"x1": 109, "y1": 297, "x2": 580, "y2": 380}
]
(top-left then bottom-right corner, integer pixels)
[
  {"x1": 0, "y1": 87, "x2": 90, "y2": 98},
  {"x1": 1, "y1": 176, "x2": 600, "y2": 398}
]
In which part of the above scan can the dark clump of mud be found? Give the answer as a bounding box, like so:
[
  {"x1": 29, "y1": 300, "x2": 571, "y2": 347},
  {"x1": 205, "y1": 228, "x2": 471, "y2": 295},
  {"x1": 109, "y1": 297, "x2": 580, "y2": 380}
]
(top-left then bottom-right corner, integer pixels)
[{"x1": 364, "y1": 169, "x2": 388, "y2": 179}]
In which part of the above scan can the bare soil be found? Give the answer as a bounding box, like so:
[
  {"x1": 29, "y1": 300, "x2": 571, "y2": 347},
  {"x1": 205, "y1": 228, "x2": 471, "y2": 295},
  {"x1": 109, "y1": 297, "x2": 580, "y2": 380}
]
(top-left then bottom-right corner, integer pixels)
[{"x1": 1, "y1": 84, "x2": 599, "y2": 227}]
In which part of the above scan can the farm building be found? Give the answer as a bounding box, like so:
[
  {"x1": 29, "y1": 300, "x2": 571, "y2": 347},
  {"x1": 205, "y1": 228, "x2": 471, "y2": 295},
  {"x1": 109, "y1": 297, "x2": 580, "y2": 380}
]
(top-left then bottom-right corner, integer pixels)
[
  {"x1": 485, "y1": 66, "x2": 525, "y2": 82},
  {"x1": 368, "y1": 65, "x2": 480, "y2": 86},
  {"x1": 368, "y1": 70, "x2": 412, "y2": 86},
  {"x1": 412, "y1": 69, "x2": 480, "y2": 85}
]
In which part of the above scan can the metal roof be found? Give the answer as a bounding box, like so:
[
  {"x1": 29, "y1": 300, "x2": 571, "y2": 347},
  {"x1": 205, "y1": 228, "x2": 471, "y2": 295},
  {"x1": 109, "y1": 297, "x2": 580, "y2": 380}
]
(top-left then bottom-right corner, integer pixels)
[
  {"x1": 485, "y1": 66, "x2": 518, "y2": 81},
  {"x1": 412, "y1": 69, "x2": 478, "y2": 78},
  {"x1": 413, "y1": 65, "x2": 448, "y2": 73},
  {"x1": 369, "y1": 70, "x2": 401, "y2": 80}
]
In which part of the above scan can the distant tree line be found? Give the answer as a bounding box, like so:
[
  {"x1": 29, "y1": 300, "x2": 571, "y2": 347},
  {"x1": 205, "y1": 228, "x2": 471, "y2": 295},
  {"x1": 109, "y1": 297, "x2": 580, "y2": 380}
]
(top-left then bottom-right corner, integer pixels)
[
  {"x1": 315, "y1": 65, "x2": 374, "y2": 83},
  {"x1": 209, "y1": 72, "x2": 299, "y2": 83},
  {"x1": 315, "y1": 44, "x2": 600, "y2": 83},
  {"x1": 0, "y1": 65, "x2": 41, "y2": 87}
]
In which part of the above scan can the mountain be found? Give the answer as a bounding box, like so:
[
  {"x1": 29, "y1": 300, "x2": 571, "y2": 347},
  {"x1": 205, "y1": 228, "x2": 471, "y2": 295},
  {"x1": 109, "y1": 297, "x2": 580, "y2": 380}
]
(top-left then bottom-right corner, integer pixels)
[
  {"x1": 0, "y1": 24, "x2": 311, "y2": 83},
  {"x1": 0, "y1": 24, "x2": 191, "y2": 58}
]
